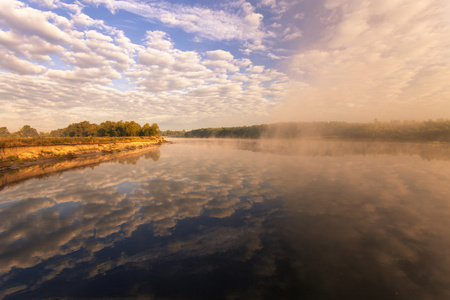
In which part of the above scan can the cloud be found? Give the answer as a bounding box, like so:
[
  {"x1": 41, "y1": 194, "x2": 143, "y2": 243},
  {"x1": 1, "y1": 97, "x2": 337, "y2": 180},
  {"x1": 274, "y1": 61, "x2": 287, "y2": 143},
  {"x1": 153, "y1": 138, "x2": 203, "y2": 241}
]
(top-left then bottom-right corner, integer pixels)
[
  {"x1": 258, "y1": 0, "x2": 293, "y2": 17},
  {"x1": 260, "y1": 0, "x2": 277, "y2": 7},
  {"x1": 129, "y1": 31, "x2": 211, "y2": 92},
  {"x1": 0, "y1": 49, "x2": 46, "y2": 75},
  {"x1": 0, "y1": 1, "x2": 292, "y2": 131},
  {"x1": 126, "y1": 30, "x2": 290, "y2": 124},
  {"x1": 282, "y1": 27, "x2": 302, "y2": 41},
  {"x1": 206, "y1": 50, "x2": 235, "y2": 61},
  {"x1": 46, "y1": 67, "x2": 121, "y2": 84},
  {"x1": 84, "y1": 0, "x2": 267, "y2": 52},
  {"x1": 0, "y1": 0, "x2": 134, "y2": 83},
  {"x1": 0, "y1": 0, "x2": 73, "y2": 76},
  {"x1": 0, "y1": 1, "x2": 69, "y2": 43},
  {"x1": 276, "y1": 0, "x2": 450, "y2": 122}
]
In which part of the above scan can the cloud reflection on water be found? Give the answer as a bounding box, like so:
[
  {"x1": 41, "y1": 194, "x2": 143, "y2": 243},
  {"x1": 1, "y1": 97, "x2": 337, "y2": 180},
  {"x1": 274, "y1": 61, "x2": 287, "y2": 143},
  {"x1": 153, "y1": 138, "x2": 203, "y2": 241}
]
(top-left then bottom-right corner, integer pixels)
[
  {"x1": 0, "y1": 140, "x2": 450, "y2": 299},
  {"x1": 0, "y1": 145, "x2": 276, "y2": 297}
]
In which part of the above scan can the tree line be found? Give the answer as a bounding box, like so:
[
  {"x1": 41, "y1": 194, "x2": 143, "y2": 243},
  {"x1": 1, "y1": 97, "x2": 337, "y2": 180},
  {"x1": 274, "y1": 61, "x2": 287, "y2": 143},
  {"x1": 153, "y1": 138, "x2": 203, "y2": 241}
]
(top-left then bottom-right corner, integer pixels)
[
  {"x1": 164, "y1": 120, "x2": 450, "y2": 142},
  {"x1": 160, "y1": 129, "x2": 186, "y2": 137},
  {"x1": 0, "y1": 121, "x2": 160, "y2": 138},
  {"x1": 0, "y1": 125, "x2": 39, "y2": 138}
]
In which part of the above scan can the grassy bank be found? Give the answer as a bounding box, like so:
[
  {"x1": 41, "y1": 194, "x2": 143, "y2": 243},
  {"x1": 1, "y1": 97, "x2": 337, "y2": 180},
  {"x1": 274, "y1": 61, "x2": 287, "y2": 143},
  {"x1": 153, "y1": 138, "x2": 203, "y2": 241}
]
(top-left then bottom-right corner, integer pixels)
[
  {"x1": 0, "y1": 136, "x2": 162, "y2": 148},
  {"x1": 0, "y1": 137, "x2": 165, "y2": 172},
  {"x1": 1, "y1": 146, "x2": 161, "y2": 189}
]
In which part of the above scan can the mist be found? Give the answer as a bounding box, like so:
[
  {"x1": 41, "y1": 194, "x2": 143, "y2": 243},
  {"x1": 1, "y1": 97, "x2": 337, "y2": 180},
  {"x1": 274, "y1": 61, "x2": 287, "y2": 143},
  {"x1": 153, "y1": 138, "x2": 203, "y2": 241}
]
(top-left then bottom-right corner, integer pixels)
[
  {"x1": 2, "y1": 138, "x2": 450, "y2": 298},
  {"x1": 271, "y1": 0, "x2": 450, "y2": 123}
]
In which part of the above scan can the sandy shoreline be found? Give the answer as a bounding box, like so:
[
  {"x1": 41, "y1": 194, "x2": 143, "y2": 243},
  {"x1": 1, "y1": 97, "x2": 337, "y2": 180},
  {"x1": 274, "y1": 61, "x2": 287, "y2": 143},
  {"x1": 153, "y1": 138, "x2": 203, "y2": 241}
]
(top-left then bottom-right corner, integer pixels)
[
  {"x1": 0, "y1": 138, "x2": 164, "y2": 172},
  {"x1": 0, "y1": 144, "x2": 162, "y2": 190}
]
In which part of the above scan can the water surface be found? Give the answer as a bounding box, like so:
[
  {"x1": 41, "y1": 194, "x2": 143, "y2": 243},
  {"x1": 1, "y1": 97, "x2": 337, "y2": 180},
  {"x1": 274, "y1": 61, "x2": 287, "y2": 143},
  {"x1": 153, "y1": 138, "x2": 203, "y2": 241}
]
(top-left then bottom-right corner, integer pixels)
[{"x1": 1, "y1": 139, "x2": 450, "y2": 299}]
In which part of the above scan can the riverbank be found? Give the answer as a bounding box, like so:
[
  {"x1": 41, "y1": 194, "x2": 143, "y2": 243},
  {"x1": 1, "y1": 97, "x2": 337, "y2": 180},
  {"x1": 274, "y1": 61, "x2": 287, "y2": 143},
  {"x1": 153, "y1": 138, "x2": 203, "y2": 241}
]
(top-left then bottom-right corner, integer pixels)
[
  {"x1": 0, "y1": 146, "x2": 161, "y2": 190},
  {"x1": 0, "y1": 137, "x2": 164, "y2": 172}
]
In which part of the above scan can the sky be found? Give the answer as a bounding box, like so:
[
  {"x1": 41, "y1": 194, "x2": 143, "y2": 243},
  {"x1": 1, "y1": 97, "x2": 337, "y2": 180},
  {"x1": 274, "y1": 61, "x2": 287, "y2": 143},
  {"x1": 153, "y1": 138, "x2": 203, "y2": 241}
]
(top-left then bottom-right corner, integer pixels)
[{"x1": 0, "y1": 0, "x2": 449, "y2": 132}]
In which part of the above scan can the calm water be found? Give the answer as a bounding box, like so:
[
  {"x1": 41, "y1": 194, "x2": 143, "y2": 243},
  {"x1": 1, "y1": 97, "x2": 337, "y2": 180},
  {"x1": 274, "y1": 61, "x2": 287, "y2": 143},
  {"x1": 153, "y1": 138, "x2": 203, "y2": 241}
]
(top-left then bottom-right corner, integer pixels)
[{"x1": 1, "y1": 139, "x2": 450, "y2": 299}]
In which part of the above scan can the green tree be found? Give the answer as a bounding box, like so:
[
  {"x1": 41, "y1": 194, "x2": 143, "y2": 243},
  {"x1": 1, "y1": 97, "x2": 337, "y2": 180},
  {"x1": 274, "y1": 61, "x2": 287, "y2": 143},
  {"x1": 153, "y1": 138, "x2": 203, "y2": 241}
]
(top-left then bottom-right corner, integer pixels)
[
  {"x1": 64, "y1": 121, "x2": 98, "y2": 137},
  {"x1": 48, "y1": 120, "x2": 162, "y2": 138},
  {"x1": 140, "y1": 123, "x2": 160, "y2": 136},
  {"x1": 115, "y1": 120, "x2": 126, "y2": 136},
  {"x1": 140, "y1": 123, "x2": 151, "y2": 136},
  {"x1": 0, "y1": 127, "x2": 10, "y2": 137},
  {"x1": 124, "y1": 121, "x2": 141, "y2": 136},
  {"x1": 49, "y1": 128, "x2": 65, "y2": 137},
  {"x1": 17, "y1": 125, "x2": 39, "y2": 137},
  {"x1": 98, "y1": 121, "x2": 116, "y2": 136},
  {"x1": 149, "y1": 123, "x2": 160, "y2": 136},
  {"x1": 161, "y1": 129, "x2": 186, "y2": 137}
]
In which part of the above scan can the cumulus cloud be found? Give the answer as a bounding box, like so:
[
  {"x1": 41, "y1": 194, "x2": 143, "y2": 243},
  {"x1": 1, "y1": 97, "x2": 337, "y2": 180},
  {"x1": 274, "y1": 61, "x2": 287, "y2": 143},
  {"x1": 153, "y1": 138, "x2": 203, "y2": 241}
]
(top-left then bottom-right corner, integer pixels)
[
  {"x1": 46, "y1": 67, "x2": 121, "y2": 84},
  {"x1": 129, "y1": 31, "x2": 210, "y2": 92},
  {"x1": 15, "y1": 0, "x2": 449, "y2": 131},
  {"x1": 125, "y1": 31, "x2": 290, "y2": 126},
  {"x1": 206, "y1": 50, "x2": 235, "y2": 61},
  {"x1": 0, "y1": 1, "x2": 292, "y2": 131},
  {"x1": 276, "y1": 0, "x2": 450, "y2": 122},
  {"x1": 0, "y1": 0, "x2": 73, "y2": 76},
  {"x1": 0, "y1": 50, "x2": 46, "y2": 75},
  {"x1": 0, "y1": 0, "x2": 134, "y2": 84},
  {"x1": 84, "y1": 0, "x2": 267, "y2": 53},
  {"x1": 0, "y1": 1, "x2": 69, "y2": 43}
]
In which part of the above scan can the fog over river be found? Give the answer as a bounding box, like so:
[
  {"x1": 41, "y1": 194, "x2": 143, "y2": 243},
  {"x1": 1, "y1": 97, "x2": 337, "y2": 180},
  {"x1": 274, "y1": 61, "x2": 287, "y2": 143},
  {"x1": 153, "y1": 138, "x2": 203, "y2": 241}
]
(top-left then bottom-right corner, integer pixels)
[{"x1": 1, "y1": 139, "x2": 449, "y2": 299}]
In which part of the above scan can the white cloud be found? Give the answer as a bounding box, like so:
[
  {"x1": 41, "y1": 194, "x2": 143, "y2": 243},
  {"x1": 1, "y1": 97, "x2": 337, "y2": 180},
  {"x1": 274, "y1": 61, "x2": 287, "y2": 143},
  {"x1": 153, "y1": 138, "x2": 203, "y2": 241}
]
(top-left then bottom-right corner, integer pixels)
[
  {"x1": 0, "y1": 0, "x2": 70, "y2": 43},
  {"x1": 202, "y1": 60, "x2": 240, "y2": 73},
  {"x1": 129, "y1": 31, "x2": 210, "y2": 93},
  {"x1": 247, "y1": 65, "x2": 265, "y2": 73},
  {"x1": 0, "y1": 0, "x2": 294, "y2": 131},
  {"x1": 258, "y1": 0, "x2": 296, "y2": 19},
  {"x1": 0, "y1": 49, "x2": 46, "y2": 75},
  {"x1": 142, "y1": 31, "x2": 173, "y2": 51},
  {"x1": 271, "y1": 22, "x2": 282, "y2": 28},
  {"x1": 124, "y1": 30, "x2": 290, "y2": 125},
  {"x1": 46, "y1": 66, "x2": 121, "y2": 84},
  {"x1": 0, "y1": 1, "x2": 133, "y2": 80},
  {"x1": 206, "y1": 50, "x2": 235, "y2": 61},
  {"x1": 260, "y1": 0, "x2": 277, "y2": 7},
  {"x1": 282, "y1": 27, "x2": 302, "y2": 41},
  {"x1": 83, "y1": 0, "x2": 267, "y2": 53},
  {"x1": 0, "y1": 28, "x2": 65, "y2": 63}
]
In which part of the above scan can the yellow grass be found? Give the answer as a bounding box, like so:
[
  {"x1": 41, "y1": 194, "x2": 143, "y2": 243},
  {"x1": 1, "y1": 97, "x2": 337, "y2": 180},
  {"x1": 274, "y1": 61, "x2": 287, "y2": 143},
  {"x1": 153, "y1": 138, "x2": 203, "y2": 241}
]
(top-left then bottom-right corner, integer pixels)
[{"x1": 0, "y1": 136, "x2": 161, "y2": 148}]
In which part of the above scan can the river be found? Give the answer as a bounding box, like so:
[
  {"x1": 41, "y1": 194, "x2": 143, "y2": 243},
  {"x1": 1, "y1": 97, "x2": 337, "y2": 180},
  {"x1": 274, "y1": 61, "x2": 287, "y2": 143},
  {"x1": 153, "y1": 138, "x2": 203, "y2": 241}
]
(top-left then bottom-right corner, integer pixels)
[{"x1": 1, "y1": 138, "x2": 450, "y2": 299}]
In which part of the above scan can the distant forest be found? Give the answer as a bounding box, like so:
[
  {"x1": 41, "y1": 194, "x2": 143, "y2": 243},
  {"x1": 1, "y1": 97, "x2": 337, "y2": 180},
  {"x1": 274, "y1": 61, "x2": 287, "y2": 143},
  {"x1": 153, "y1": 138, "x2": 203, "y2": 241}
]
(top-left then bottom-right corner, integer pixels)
[
  {"x1": 3, "y1": 120, "x2": 450, "y2": 142},
  {"x1": 162, "y1": 120, "x2": 450, "y2": 142},
  {"x1": 0, "y1": 121, "x2": 160, "y2": 138}
]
